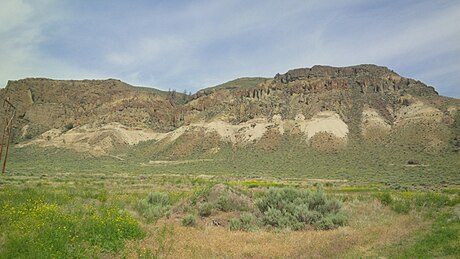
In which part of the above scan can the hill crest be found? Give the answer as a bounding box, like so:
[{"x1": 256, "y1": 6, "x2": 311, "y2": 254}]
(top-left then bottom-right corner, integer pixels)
[{"x1": 1, "y1": 64, "x2": 458, "y2": 156}]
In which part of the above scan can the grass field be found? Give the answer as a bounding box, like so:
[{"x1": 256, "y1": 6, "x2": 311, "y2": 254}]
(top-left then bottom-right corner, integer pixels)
[{"x1": 1, "y1": 146, "x2": 459, "y2": 258}]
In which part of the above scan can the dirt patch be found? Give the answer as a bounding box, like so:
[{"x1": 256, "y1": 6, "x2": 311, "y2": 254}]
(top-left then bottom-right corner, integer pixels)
[
  {"x1": 395, "y1": 101, "x2": 445, "y2": 125},
  {"x1": 201, "y1": 119, "x2": 271, "y2": 144},
  {"x1": 301, "y1": 111, "x2": 349, "y2": 140},
  {"x1": 362, "y1": 107, "x2": 391, "y2": 129},
  {"x1": 362, "y1": 107, "x2": 391, "y2": 141},
  {"x1": 18, "y1": 122, "x2": 165, "y2": 155}
]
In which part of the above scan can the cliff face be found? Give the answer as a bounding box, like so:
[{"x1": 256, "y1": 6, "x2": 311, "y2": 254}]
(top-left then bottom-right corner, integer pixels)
[
  {"x1": 187, "y1": 65, "x2": 438, "y2": 123},
  {"x1": 1, "y1": 64, "x2": 459, "y2": 155},
  {"x1": 275, "y1": 64, "x2": 437, "y2": 95},
  {"x1": 0, "y1": 78, "x2": 184, "y2": 135}
]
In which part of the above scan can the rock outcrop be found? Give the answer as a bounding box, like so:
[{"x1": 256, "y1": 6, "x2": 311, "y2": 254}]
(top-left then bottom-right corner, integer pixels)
[{"x1": 1, "y1": 64, "x2": 458, "y2": 155}]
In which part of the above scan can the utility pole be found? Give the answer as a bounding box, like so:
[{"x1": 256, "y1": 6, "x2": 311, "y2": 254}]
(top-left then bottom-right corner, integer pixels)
[{"x1": 0, "y1": 98, "x2": 16, "y2": 174}]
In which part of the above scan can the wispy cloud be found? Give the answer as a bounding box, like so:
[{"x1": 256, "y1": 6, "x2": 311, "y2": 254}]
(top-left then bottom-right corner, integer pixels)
[
  {"x1": 0, "y1": 0, "x2": 110, "y2": 82},
  {"x1": 0, "y1": 0, "x2": 459, "y2": 97}
]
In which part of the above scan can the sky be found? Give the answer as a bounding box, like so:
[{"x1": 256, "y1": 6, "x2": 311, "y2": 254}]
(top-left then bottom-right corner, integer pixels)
[{"x1": 0, "y1": 0, "x2": 459, "y2": 97}]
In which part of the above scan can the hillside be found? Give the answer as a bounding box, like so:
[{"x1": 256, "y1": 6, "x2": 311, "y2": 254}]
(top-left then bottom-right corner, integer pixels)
[
  {"x1": 194, "y1": 77, "x2": 268, "y2": 97},
  {"x1": 1, "y1": 64, "x2": 459, "y2": 157}
]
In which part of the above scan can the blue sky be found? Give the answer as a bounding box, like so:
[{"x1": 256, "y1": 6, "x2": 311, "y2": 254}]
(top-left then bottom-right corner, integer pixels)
[{"x1": 1, "y1": 0, "x2": 459, "y2": 97}]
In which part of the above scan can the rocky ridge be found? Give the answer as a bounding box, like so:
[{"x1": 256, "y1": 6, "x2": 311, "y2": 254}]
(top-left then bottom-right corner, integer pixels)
[{"x1": 1, "y1": 64, "x2": 459, "y2": 156}]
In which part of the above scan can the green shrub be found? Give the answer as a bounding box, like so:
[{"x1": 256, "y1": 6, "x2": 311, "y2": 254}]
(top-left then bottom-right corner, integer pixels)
[
  {"x1": 199, "y1": 202, "x2": 214, "y2": 217},
  {"x1": 293, "y1": 204, "x2": 322, "y2": 224},
  {"x1": 229, "y1": 213, "x2": 259, "y2": 231},
  {"x1": 137, "y1": 192, "x2": 170, "y2": 223},
  {"x1": 315, "y1": 216, "x2": 335, "y2": 230},
  {"x1": 256, "y1": 188, "x2": 347, "y2": 230},
  {"x1": 182, "y1": 214, "x2": 196, "y2": 226},
  {"x1": 391, "y1": 200, "x2": 411, "y2": 214},
  {"x1": 189, "y1": 185, "x2": 213, "y2": 206},
  {"x1": 262, "y1": 207, "x2": 304, "y2": 230},
  {"x1": 377, "y1": 192, "x2": 452, "y2": 214},
  {"x1": 216, "y1": 195, "x2": 232, "y2": 211},
  {"x1": 216, "y1": 194, "x2": 247, "y2": 212},
  {"x1": 96, "y1": 190, "x2": 108, "y2": 202},
  {"x1": 146, "y1": 192, "x2": 170, "y2": 205},
  {"x1": 328, "y1": 212, "x2": 348, "y2": 226},
  {"x1": 376, "y1": 192, "x2": 393, "y2": 206},
  {"x1": 229, "y1": 218, "x2": 242, "y2": 230},
  {"x1": 414, "y1": 193, "x2": 450, "y2": 208}
]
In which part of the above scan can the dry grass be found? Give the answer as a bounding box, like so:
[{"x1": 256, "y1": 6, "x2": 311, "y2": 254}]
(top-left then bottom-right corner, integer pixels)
[
  {"x1": 143, "y1": 159, "x2": 214, "y2": 165},
  {"x1": 121, "y1": 198, "x2": 427, "y2": 258}
]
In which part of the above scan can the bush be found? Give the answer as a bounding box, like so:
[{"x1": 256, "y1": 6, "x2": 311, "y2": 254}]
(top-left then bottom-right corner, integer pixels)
[
  {"x1": 376, "y1": 192, "x2": 411, "y2": 214},
  {"x1": 137, "y1": 192, "x2": 170, "y2": 223},
  {"x1": 376, "y1": 192, "x2": 393, "y2": 206},
  {"x1": 256, "y1": 188, "x2": 347, "y2": 230},
  {"x1": 230, "y1": 213, "x2": 259, "y2": 231},
  {"x1": 146, "y1": 192, "x2": 170, "y2": 205},
  {"x1": 182, "y1": 214, "x2": 196, "y2": 226},
  {"x1": 377, "y1": 192, "x2": 451, "y2": 214},
  {"x1": 198, "y1": 202, "x2": 213, "y2": 217},
  {"x1": 315, "y1": 216, "x2": 335, "y2": 230},
  {"x1": 293, "y1": 204, "x2": 322, "y2": 225},
  {"x1": 414, "y1": 193, "x2": 450, "y2": 208},
  {"x1": 391, "y1": 200, "x2": 411, "y2": 214},
  {"x1": 216, "y1": 194, "x2": 247, "y2": 212},
  {"x1": 262, "y1": 207, "x2": 303, "y2": 230},
  {"x1": 331, "y1": 212, "x2": 348, "y2": 225}
]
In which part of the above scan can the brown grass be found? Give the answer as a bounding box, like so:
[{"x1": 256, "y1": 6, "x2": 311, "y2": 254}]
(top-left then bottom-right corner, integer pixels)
[{"x1": 121, "y1": 198, "x2": 428, "y2": 258}]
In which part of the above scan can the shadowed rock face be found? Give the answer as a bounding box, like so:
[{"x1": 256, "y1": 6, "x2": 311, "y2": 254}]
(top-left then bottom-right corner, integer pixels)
[{"x1": 0, "y1": 64, "x2": 458, "y2": 155}]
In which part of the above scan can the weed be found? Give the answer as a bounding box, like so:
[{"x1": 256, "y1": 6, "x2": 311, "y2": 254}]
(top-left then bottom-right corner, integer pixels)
[
  {"x1": 151, "y1": 225, "x2": 175, "y2": 258},
  {"x1": 385, "y1": 212, "x2": 460, "y2": 257},
  {"x1": 189, "y1": 185, "x2": 213, "y2": 206},
  {"x1": 216, "y1": 195, "x2": 233, "y2": 212},
  {"x1": 229, "y1": 213, "x2": 259, "y2": 231},
  {"x1": 137, "y1": 192, "x2": 171, "y2": 223},
  {"x1": 137, "y1": 247, "x2": 154, "y2": 259},
  {"x1": 216, "y1": 194, "x2": 247, "y2": 212},
  {"x1": 230, "y1": 180, "x2": 285, "y2": 188},
  {"x1": 376, "y1": 192, "x2": 393, "y2": 206},
  {"x1": 0, "y1": 187, "x2": 144, "y2": 258},
  {"x1": 198, "y1": 202, "x2": 214, "y2": 217},
  {"x1": 376, "y1": 191, "x2": 453, "y2": 214},
  {"x1": 182, "y1": 214, "x2": 196, "y2": 226},
  {"x1": 390, "y1": 199, "x2": 411, "y2": 214},
  {"x1": 413, "y1": 192, "x2": 450, "y2": 208},
  {"x1": 96, "y1": 189, "x2": 108, "y2": 202}
]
